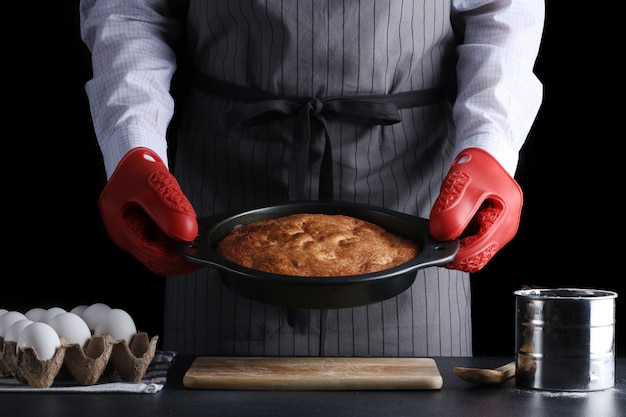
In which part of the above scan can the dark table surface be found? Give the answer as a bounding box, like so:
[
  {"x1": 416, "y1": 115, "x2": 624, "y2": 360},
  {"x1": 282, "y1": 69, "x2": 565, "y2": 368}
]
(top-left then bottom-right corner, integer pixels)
[{"x1": 3, "y1": 356, "x2": 624, "y2": 417}]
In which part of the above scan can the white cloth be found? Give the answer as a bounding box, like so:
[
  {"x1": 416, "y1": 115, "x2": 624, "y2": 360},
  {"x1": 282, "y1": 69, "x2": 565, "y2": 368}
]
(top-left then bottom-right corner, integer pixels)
[{"x1": 79, "y1": 0, "x2": 544, "y2": 179}]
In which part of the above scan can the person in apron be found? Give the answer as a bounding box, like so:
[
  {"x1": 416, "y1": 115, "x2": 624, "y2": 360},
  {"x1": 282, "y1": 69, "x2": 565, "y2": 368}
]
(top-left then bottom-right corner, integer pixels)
[{"x1": 80, "y1": 1, "x2": 544, "y2": 356}]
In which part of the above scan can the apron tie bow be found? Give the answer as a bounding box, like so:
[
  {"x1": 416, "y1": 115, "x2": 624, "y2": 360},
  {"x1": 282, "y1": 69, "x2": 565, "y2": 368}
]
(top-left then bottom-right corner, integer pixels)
[{"x1": 194, "y1": 73, "x2": 448, "y2": 200}]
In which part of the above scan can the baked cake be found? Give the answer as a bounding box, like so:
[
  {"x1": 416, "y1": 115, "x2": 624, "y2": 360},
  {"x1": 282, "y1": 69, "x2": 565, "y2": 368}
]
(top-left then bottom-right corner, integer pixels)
[{"x1": 215, "y1": 213, "x2": 419, "y2": 276}]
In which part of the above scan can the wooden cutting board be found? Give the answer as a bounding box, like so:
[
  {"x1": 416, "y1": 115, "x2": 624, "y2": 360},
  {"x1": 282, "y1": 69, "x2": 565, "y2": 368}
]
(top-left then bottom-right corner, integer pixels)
[{"x1": 183, "y1": 357, "x2": 443, "y2": 390}]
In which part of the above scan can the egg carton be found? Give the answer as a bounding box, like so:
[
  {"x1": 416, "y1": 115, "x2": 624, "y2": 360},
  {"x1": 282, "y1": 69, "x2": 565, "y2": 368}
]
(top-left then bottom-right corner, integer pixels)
[{"x1": 0, "y1": 332, "x2": 157, "y2": 388}]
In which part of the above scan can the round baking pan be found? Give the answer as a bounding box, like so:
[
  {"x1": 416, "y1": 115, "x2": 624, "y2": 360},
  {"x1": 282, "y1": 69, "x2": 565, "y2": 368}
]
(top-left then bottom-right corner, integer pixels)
[{"x1": 176, "y1": 201, "x2": 459, "y2": 309}]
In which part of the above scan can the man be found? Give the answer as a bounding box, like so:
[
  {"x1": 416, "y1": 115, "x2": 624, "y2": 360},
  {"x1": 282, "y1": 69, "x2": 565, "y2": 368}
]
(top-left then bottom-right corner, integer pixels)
[{"x1": 80, "y1": 0, "x2": 544, "y2": 356}]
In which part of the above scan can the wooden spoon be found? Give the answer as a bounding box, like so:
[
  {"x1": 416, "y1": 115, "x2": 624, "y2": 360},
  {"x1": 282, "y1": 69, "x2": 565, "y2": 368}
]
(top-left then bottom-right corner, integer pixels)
[{"x1": 453, "y1": 361, "x2": 516, "y2": 385}]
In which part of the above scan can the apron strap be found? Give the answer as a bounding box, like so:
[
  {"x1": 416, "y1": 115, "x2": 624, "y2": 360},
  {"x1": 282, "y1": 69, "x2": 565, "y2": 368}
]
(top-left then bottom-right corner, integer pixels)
[{"x1": 194, "y1": 72, "x2": 448, "y2": 201}]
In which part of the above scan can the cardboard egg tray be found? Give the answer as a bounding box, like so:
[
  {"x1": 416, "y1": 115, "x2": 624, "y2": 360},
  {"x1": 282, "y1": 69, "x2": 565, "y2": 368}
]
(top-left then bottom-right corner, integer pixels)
[{"x1": 0, "y1": 332, "x2": 157, "y2": 388}]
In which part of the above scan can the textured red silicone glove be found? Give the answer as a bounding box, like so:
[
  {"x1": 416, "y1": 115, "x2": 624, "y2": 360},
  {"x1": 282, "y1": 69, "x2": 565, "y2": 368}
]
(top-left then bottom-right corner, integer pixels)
[
  {"x1": 429, "y1": 148, "x2": 523, "y2": 272},
  {"x1": 98, "y1": 147, "x2": 201, "y2": 276}
]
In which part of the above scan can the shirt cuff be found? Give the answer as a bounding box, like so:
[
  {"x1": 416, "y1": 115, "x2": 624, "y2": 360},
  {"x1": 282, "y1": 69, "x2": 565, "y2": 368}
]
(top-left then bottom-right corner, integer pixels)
[
  {"x1": 453, "y1": 135, "x2": 519, "y2": 177},
  {"x1": 99, "y1": 125, "x2": 170, "y2": 179}
]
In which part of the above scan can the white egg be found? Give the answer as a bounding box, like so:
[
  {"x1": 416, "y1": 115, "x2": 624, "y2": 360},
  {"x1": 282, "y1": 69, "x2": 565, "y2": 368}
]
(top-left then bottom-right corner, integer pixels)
[
  {"x1": 25, "y1": 307, "x2": 46, "y2": 322},
  {"x1": 93, "y1": 308, "x2": 137, "y2": 344},
  {"x1": 38, "y1": 307, "x2": 67, "y2": 324},
  {"x1": 81, "y1": 303, "x2": 111, "y2": 331},
  {"x1": 16, "y1": 322, "x2": 62, "y2": 360},
  {"x1": 0, "y1": 311, "x2": 28, "y2": 338},
  {"x1": 0, "y1": 309, "x2": 8, "y2": 317},
  {"x1": 4, "y1": 319, "x2": 34, "y2": 342},
  {"x1": 69, "y1": 304, "x2": 88, "y2": 318},
  {"x1": 48, "y1": 312, "x2": 92, "y2": 347}
]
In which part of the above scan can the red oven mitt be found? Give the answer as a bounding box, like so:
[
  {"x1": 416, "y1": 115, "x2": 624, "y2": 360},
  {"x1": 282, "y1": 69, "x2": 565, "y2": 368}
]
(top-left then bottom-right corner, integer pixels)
[
  {"x1": 429, "y1": 148, "x2": 523, "y2": 272},
  {"x1": 98, "y1": 147, "x2": 202, "y2": 276}
]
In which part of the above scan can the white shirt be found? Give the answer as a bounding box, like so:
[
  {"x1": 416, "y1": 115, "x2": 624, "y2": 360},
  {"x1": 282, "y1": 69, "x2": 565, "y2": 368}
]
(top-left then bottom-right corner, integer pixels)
[{"x1": 80, "y1": 0, "x2": 544, "y2": 179}]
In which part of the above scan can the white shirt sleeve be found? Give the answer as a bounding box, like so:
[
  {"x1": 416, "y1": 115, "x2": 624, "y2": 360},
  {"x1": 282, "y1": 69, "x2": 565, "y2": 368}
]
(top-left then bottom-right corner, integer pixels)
[
  {"x1": 451, "y1": 0, "x2": 545, "y2": 175},
  {"x1": 80, "y1": 0, "x2": 183, "y2": 179}
]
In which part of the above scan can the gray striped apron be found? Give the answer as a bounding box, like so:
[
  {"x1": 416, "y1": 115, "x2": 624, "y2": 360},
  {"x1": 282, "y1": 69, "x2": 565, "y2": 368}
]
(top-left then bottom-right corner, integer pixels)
[{"x1": 165, "y1": 0, "x2": 472, "y2": 357}]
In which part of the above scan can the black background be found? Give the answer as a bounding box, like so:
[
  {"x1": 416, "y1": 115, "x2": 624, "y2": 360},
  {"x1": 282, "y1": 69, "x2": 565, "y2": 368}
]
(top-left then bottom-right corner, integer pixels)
[{"x1": 5, "y1": 2, "x2": 623, "y2": 357}]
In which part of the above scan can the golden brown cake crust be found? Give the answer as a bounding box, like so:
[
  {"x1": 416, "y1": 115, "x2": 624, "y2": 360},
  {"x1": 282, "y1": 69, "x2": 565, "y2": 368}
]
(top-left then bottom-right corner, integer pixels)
[{"x1": 215, "y1": 213, "x2": 419, "y2": 277}]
